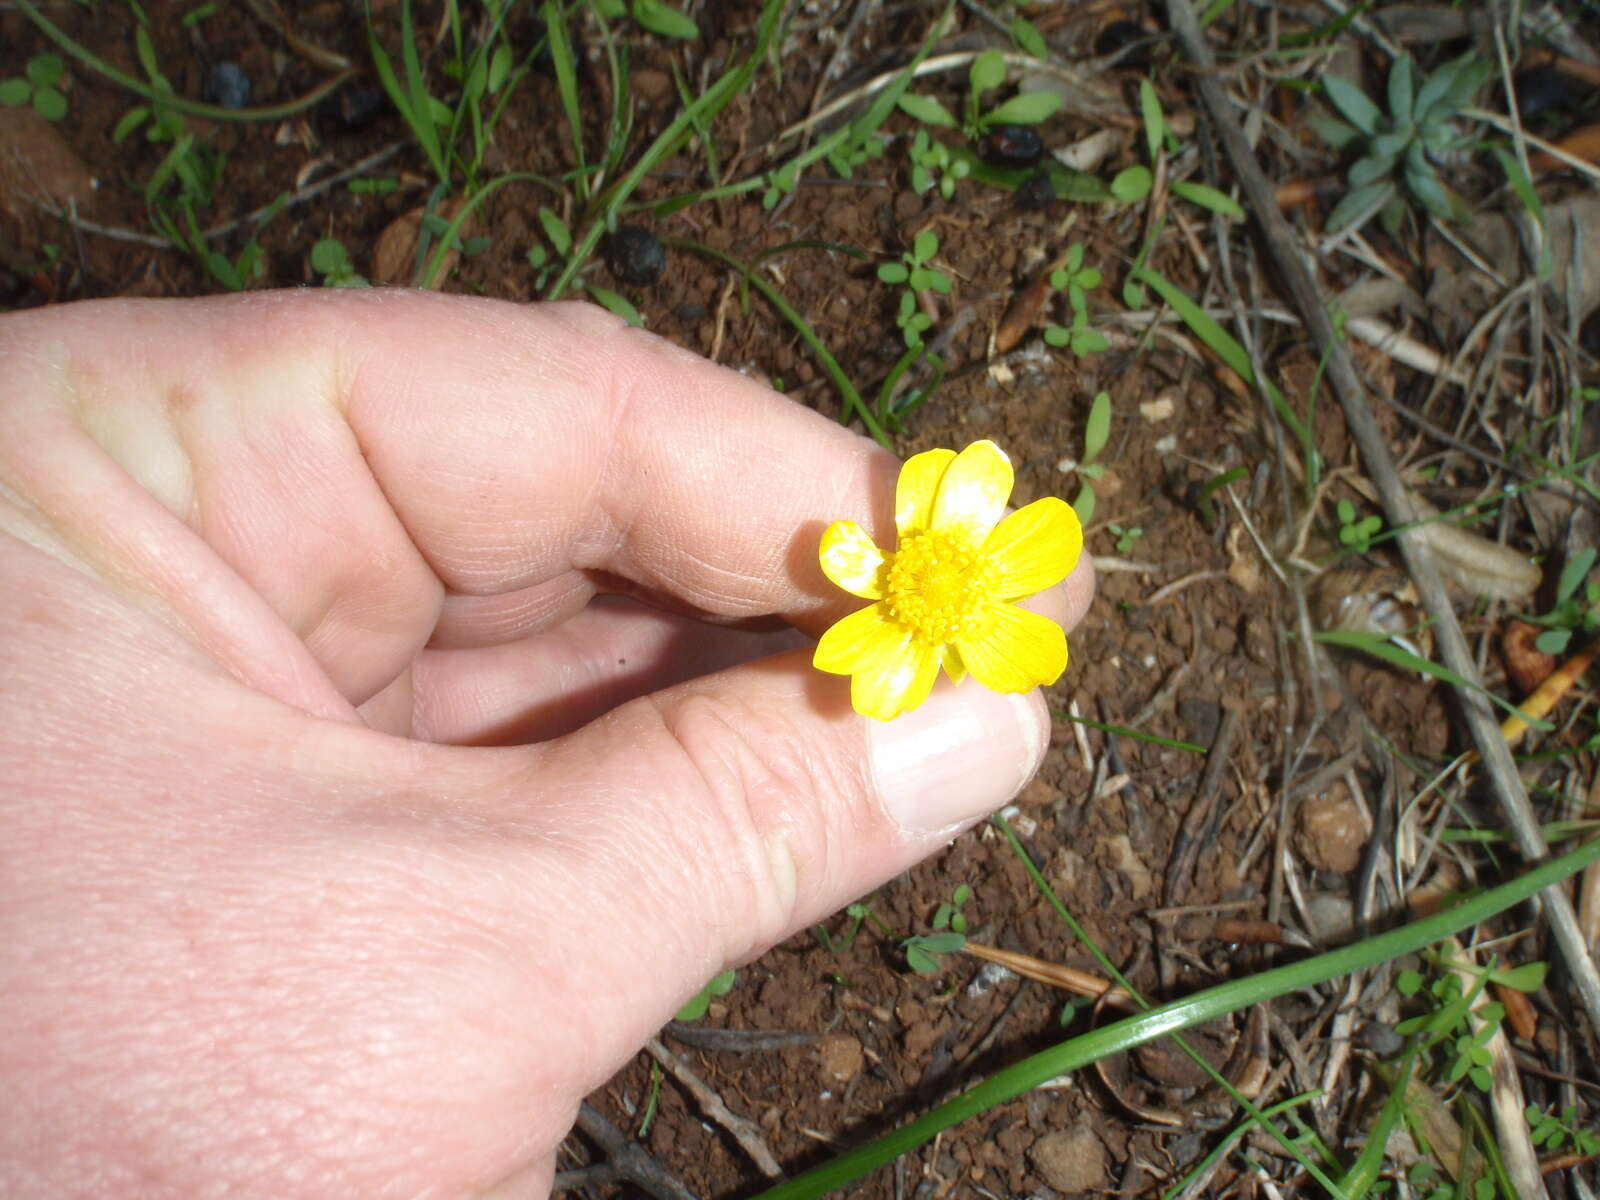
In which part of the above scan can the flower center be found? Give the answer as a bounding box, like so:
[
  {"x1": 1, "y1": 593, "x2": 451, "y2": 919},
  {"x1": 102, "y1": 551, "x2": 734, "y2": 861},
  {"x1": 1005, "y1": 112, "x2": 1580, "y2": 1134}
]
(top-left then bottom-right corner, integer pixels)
[{"x1": 885, "y1": 528, "x2": 1000, "y2": 645}]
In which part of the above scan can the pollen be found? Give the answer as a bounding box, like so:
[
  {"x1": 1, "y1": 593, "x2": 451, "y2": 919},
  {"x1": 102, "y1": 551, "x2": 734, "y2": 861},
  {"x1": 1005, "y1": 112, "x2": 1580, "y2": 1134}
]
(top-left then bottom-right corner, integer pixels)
[{"x1": 884, "y1": 527, "x2": 1001, "y2": 645}]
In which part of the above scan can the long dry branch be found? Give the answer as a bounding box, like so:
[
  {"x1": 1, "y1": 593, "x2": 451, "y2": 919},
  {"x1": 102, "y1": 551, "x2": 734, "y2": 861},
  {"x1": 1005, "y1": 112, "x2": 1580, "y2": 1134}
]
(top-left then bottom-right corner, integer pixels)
[{"x1": 1161, "y1": 0, "x2": 1600, "y2": 1051}]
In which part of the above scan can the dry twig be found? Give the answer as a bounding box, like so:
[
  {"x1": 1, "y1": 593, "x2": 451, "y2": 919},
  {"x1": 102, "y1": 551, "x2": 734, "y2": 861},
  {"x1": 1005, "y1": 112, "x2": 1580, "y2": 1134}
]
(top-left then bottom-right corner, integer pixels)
[
  {"x1": 644, "y1": 1037, "x2": 783, "y2": 1178},
  {"x1": 1163, "y1": 0, "x2": 1600, "y2": 1038}
]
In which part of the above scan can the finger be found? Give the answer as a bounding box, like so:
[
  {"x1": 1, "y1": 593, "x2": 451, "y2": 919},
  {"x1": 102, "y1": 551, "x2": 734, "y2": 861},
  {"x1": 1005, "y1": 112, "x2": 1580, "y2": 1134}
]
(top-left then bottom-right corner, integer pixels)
[
  {"x1": 409, "y1": 544, "x2": 1093, "y2": 745},
  {"x1": 448, "y1": 646, "x2": 1056, "y2": 1096},
  {"x1": 0, "y1": 292, "x2": 897, "y2": 718},
  {"x1": 409, "y1": 595, "x2": 808, "y2": 744}
]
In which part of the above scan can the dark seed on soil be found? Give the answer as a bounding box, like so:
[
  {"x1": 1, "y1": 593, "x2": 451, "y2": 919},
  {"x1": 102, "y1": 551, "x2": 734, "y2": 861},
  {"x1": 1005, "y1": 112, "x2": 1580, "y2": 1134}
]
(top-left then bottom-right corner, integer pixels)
[
  {"x1": 1514, "y1": 64, "x2": 1575, "y2": 120},
  {"x1": 204, "y1": 62, "x2": 252, "y2": 111},
  {"x1": 1014, "y1": 169, "x2": 1056, "y2": 211},
  {"x1": 1096, "y1": 19, "x2": 1151, "y2": 67},
  {"x1": 984, "y1": 124, "x2": 1044, "y2": 169},
  {"x1": 320, "y1": 83, "x2": 391, "y2": 136},
  {"x1": 604, "y1": 226, "x2": 666, "y2": 287},
  {"x1": 1582, "y1": 308, "x2": 1600, "y2": 359}
]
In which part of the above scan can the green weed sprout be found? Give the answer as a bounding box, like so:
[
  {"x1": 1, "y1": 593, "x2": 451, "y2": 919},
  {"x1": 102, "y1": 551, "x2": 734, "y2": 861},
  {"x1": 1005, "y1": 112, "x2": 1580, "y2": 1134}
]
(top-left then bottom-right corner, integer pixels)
[
  {"x1": 897, "y1": 48, "x2": 1061, "y2": 143},
  {"x1": 1336, "y1": 498, "x2": 1382, "y2": 552},
  {"x1": 591, "y1": 0, "x2": 700, "y2": 40},
  {"x1": 931, "y1": 884, "x2": 972, "y2": 935},
  {"x1": 877, "y1": 230, "x2": 952, "y2": 350},
  {"x1": 905, "y1": 885, "x2": 974, "y2": 972},
  {"x1": 1312, "y1": 52, "x2": 1493, "y2": 234},
  {"x1": 676, "y1": 969, "x2": 736, "y2": 1021},
  {"x1": 907, "y1": 128, "x2": 969, "y2": 200},
  {"x1": 902, "y1": 931, "x2": 964, "y2": 975},
  {"x1": 1527, "y1": 1104, "x2": 1600, "y2": 1156},
  {"x1": 1108, "y1": 524, "x2": 1143, "y2": 554},
  {"x1": 1527, "y1": 546, "x2": 1597, "y2": 655},
  {"x1": 0, "y1": 53, "x2": 68, "y2": 120},
  {"x1": 1066, "y1": 390, "x2": 1112, "y2": 525},
  {"x1": 1042, "y1": 243, "x2": 1107, "y2": 358},
  {"x1": 1394, "y1": 957, "x2": 1546, "y2": 1093},
  {"x1": 310, "y1": 238, "x2": 369, "y2": 288}
]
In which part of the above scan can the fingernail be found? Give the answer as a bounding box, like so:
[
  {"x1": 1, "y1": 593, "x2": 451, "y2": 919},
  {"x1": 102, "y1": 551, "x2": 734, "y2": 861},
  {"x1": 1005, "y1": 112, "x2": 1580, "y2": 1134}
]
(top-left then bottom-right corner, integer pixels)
[{"x1": 868, "y1": 684, "x2": 1049, "y2": 834}]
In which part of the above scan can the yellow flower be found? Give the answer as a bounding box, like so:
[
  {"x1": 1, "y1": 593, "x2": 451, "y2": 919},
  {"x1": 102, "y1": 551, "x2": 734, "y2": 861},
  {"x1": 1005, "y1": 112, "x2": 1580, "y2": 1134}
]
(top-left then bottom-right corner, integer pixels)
[{"x1": 813, "y1": 440, "x2": 1082, "y2": 721}]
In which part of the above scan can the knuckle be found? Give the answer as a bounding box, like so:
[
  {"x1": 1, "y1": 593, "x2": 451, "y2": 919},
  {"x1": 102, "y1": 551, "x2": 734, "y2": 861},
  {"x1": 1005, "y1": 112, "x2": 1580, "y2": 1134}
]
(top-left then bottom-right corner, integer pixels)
[{"x1": 649, "y1": 688, "x2": 862, "y2": 952}]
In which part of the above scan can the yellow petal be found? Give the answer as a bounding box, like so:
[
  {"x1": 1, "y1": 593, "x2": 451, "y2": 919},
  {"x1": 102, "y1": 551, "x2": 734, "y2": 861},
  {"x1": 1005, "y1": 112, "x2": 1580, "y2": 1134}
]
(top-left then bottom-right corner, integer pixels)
[
  {"x1": 955, "y1": 604, "x2": 1068, "y2": 692},
  {"x1": 896, "y1": 448, "x2": 957, "y2": 539},
  {"x1": 982, "y1": 497, "x2": 1083, "y2": 601},
  {"x1": 814, "y1": 603, "x2": 909, "y2": 675},
  {"x1": 818, "y1": 520, "x2": 887, "y2": 599},
  {"x1": 852, "y1": 641, "x2": 940, "y2": 721},
  {"x1": 942, "y1": 643, "x2": 967, "y2": 685},
  {"x1": 931, "y1": 440, "x2": 1013, "y2": 537}
]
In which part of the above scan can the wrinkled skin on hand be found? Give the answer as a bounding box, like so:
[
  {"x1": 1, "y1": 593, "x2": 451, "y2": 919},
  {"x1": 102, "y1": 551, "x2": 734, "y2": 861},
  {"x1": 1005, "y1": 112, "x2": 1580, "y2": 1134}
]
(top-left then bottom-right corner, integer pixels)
[{"x1": 0, "y1": 291, "x2": 1092, "y2": 1198}]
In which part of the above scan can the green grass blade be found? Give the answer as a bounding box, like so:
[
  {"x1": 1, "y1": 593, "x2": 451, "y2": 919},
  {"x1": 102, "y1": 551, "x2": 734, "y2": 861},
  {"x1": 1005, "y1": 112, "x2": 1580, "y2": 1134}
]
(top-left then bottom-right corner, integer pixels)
[
  {"x1": 1061, "y1": 712, "x2": 1206, "y2": 754},
  {"x1": 394, "y1": 0, "x2": 445, "y2": 179},
  {"x1": 1313, "y1": 629, "x2": 1550, "y2": 728},
  {"x1": 747, "y1": 836, "x2": 1600, "y2": 1200},
  {"x1": 1132, "y1": 266, "x2": 1317, "y2": 470},
  {"x1": 17, "y1": 0, "x2": 355, "y2": 122},
  {"x1": 416, "y1": 170, "x2": 563, "y2": 287},
  {"x1": 663, "y1": 237, "x2": 889, "y2": 449},
  {"x1": 545, "y1": 0, "x2": 784, "y2": 302},
  {"x1": 541, "y1": 0, "x2": 588, "y2": 202}
]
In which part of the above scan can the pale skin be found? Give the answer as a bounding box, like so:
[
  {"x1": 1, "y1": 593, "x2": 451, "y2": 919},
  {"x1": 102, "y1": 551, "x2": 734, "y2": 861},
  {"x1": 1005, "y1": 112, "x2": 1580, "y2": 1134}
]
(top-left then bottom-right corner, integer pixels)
[{"x1": 0, "y1": 291, "x2": 1094, "y2": 1199}]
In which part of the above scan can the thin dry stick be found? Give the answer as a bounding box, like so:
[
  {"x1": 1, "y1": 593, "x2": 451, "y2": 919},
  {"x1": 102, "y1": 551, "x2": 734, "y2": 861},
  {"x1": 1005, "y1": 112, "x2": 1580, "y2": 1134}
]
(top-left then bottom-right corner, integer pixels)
[
  {"x1": 960, "y1": 941, "x2": 1138, "y2": 1011},
  {"x1": 1163, "y1": 0, "x2": 1600, "y2": 1038},
  {"x1": 554, "y1": 1101, "x2": 700, "y2": 1200},
  {"x1": 644, "y1": 1036, "x2": 783, "y2": 1178}
]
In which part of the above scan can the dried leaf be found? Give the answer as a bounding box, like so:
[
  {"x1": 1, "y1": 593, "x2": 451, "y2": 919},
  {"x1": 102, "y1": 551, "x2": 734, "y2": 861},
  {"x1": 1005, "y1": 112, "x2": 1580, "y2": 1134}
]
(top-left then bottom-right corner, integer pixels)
[{"x1": 1409, "y1": 494, "x2": 1542, "y2": 602}]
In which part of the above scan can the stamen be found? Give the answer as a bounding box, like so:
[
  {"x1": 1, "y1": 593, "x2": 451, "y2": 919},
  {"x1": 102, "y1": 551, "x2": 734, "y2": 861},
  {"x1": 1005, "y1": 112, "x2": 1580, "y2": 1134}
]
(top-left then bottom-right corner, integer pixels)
[{"x1": 884, "y1": 528, "x2": 1000, "y2": 645}]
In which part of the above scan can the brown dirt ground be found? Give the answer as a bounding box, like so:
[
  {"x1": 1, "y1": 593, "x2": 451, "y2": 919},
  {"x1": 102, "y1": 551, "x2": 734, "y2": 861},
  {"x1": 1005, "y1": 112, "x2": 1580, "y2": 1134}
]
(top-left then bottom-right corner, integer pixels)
[{"x1": 5, "y1": 2, "x2": 1598, "y2": 1197}]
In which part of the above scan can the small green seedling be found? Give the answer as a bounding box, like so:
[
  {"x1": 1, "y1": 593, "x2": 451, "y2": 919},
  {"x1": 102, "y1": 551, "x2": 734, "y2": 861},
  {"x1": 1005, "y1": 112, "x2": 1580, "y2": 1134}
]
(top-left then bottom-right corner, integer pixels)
[
  {"x1": 897, "y1": 49, "x2": 1062, "y2": 143},
  {"x1": 908, "y1": 128, "x2": 970, "y2": 200},
  {"x1": 1311, "y1": 52, "x2": 1493, "y2": 234},
  {"x1": 1108, "y1": 523, "x2": 1143, "y2": 554},
  {"x1": 525, "y1": 205, "x2": 573, "y2": 291},
  {"x1": 0, "y1": 53, "x2": 68, "y2": 121},
  {"x1": 1064, "y1": 390, "x2": 1112, "y2": 525},
  {"x1": 676, "y1": 968, "x2": 736, "y2": 1020},
  {"x1": 1119, "y1": 79, "x2": 1241, "y2": 308},
  {"x1": 902, "y1": 931, "x2": 965, "y2": 975},
  {"x1": 591, "y1": 0, "x2": 700, "y2": 39},
  {"x1": 931, "y1": 884, "x2": 973, "y2": 935},
  {"x1": 1394, "y1": 957, "x2": 1546, "y2": 1093},
  {"x1": 310, "y1": 238, "x2": 370, "y2": 288},
  {"x1": 1336, "y1": 498, "x2": 1382, "y2": 553},
  {"x1": 1527, "y1": 1104, "x2": 1600, "y2": 1156},
  {"x1": 1526, "y1": 546, "x2": 1597, "y2": 655},
  {"x1": 815, "y1": 899, "x2": 892, "y2": 955},
  {"x1": 877, "y1": 230, "x2": 952, "y2": 350},
  {"x1": 1042, "y1": 243, "x2": 1108, "y2": 358}
]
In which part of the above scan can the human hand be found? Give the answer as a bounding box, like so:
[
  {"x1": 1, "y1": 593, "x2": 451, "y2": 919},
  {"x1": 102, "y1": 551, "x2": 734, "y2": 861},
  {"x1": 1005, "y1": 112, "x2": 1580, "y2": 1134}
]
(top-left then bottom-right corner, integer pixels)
[{"x1": 0, "y1": 291, "x2": 1092, "y2": 1198}]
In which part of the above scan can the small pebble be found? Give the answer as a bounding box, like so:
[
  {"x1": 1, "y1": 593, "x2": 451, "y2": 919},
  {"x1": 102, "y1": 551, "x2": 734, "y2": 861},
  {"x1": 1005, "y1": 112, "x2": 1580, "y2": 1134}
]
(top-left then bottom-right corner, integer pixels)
[
  {"x1": 204, "y1": 61, "x2": 251, "y2": 110},
  {"x1": 604, "y1": 225, "x2": 666, "y2": 286}
]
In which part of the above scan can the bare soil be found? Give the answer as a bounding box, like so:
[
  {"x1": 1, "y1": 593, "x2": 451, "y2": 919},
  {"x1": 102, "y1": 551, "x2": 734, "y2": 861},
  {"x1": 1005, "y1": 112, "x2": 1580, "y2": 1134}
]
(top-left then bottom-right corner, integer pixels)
[{"x1": 5, "y1": 2, "x2": 1599, "y2": 1197}]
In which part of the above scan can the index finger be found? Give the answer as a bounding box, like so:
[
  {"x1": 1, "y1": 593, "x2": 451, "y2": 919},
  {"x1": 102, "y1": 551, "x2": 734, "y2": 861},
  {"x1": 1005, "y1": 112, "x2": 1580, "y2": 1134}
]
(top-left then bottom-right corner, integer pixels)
[{"x1": 0, "y1": 290, "x2": 901, "y2": 706}]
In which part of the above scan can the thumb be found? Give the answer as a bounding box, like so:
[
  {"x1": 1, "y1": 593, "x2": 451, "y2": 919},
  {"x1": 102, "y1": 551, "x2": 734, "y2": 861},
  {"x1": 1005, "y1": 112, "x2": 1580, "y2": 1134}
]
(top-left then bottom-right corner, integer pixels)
[{"x1": 507, "y1": 645, "x2": 1050, "y2": 1080}]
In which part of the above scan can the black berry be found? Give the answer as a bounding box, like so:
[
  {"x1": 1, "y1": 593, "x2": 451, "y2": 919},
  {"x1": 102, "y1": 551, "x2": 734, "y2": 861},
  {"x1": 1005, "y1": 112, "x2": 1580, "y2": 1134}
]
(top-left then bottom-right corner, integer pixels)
[
  {"x1": 984, "y1": 124, "x2": 1044, "y2": 169},
  {"x1": 604, "y1": 226, "x2": 666, "y2": 287}
]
